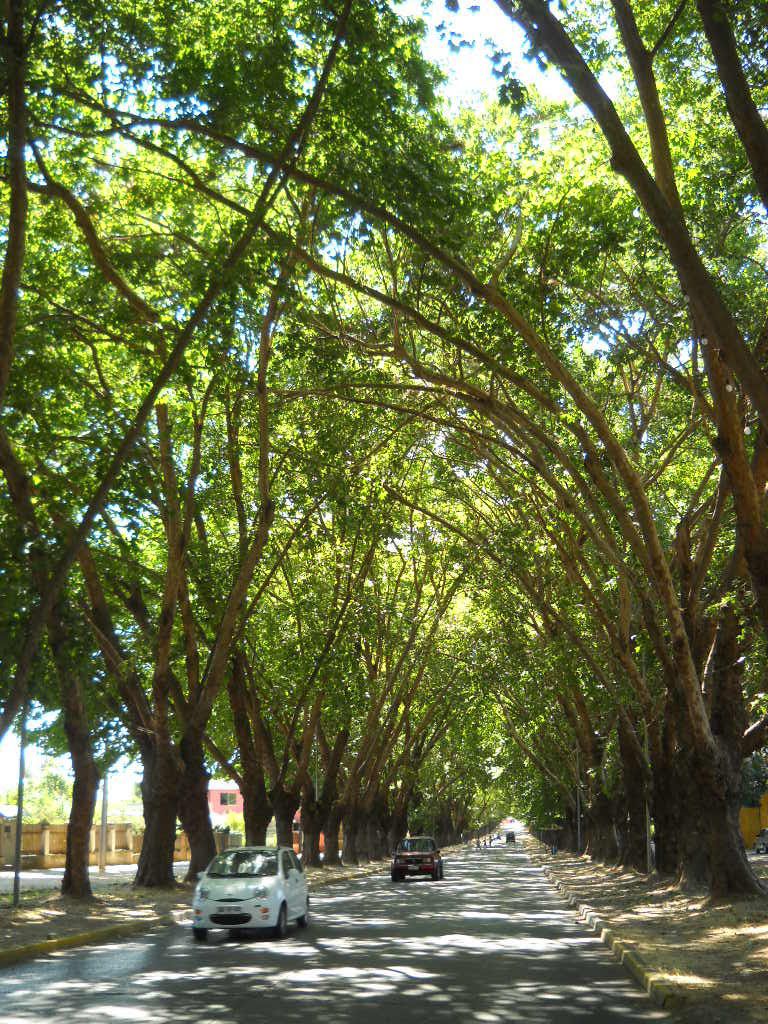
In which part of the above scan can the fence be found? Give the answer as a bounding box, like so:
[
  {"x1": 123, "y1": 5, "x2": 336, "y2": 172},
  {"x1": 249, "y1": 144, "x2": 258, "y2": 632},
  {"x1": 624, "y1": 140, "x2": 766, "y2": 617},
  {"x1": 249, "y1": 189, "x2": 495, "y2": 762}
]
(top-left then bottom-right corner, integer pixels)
[{"x1": 0, "y1": 820, "x2": 194, "y2": 870}]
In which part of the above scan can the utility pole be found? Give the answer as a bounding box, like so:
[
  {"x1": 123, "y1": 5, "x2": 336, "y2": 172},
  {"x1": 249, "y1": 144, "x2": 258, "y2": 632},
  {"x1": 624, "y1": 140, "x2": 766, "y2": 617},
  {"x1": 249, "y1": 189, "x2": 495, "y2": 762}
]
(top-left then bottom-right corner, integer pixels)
[
  {"x1": 575, "y1": 746, "x2": 581, "y2": 854},
  {"x1": 12, "y1": 702, "x2": 28, "y2": 908},
  {"x1": 98, "y1": 769, "x2": 109, "y2": 873},
  {"x1": 314, "y1": 731, "x2": 318, "y2": 798},
  {"x1": 644, "y1": 720, "x2": 653, "y2": 875},
  {"x1": 641, "y1": 650, "x2": 652, "y2": 875}
]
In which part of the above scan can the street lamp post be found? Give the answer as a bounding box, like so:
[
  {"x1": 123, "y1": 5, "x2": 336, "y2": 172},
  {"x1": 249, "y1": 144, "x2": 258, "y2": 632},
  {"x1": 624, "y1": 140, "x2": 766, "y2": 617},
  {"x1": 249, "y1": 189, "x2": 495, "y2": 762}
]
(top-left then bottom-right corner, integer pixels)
[
  {"x1": 98, "y1": 770, "x2": 109, "y2": 873},
  {"x1": 644, "y1": 720, "x2": 653, "y2": 875},
  {"x1": 12, "y1": 702, "x2": 28, "y2": 908},
  {"x1": 575, "y1": 746, "x2": 581, "y2": 854}
]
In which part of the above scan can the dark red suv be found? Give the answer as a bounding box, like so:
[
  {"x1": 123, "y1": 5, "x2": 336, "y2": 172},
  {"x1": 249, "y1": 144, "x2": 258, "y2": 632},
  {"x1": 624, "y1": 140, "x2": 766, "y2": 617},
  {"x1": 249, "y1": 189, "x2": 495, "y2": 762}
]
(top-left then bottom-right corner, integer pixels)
[{"x1": 391, "y1": 836, "x2": 444, "y2": 881}]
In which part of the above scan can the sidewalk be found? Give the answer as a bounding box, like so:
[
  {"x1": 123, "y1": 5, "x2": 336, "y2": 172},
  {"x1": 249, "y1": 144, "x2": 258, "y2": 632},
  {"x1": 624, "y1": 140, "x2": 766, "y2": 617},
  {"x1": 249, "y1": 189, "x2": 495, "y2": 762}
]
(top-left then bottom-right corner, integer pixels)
[
  {"x1": 0, "y1": 861, "x2": 188, "y2": 893},
  {"x1": 524, "y1": 834, "x2": 768, "y2": 1024},
  {"x1": 0, "y1": 858, "x2": 391, "y2": 966}
]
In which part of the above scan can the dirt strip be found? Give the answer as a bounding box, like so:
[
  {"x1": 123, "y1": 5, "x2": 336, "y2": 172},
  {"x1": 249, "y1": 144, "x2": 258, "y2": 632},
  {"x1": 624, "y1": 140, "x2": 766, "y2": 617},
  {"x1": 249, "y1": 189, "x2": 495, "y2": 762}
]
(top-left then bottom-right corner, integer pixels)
[{"x1": 524, "y1": 835, "x2": 768, "y2": 1024}]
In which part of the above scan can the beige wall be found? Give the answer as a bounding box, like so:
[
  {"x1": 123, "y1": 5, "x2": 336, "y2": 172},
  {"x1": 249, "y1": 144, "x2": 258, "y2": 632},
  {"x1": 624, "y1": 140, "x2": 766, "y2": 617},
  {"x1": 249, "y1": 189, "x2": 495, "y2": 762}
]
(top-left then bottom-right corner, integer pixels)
[
  {"x1": 740, "y1": 792, "x2": 768, "y2": 848},
  {"x1": 0, "y1": 820, "x2": 191, "y2": 869}
]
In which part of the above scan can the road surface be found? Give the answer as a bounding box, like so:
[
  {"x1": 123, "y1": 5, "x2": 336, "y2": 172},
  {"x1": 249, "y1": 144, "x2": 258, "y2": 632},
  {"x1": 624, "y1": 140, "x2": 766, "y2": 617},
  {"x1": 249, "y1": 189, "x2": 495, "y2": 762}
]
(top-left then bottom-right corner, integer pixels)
[{"x1": 0, "y1": 844, "x2": 669, "y2": 1022}]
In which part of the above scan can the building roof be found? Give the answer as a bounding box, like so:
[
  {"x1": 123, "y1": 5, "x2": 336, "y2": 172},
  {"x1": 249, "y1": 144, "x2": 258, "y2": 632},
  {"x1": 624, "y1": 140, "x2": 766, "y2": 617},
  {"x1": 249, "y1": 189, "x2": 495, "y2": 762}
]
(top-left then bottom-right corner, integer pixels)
[{"x1": 208, "y1": 779, "x2": 240, "y2": 792}]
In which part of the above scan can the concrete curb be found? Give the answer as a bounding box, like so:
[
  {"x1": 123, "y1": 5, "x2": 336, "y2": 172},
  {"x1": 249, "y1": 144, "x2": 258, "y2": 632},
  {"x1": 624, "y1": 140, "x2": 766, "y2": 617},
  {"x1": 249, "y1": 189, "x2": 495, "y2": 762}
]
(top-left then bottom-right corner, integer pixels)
[
  {"x1": 528, "y1": 845, "x2": 688, "y2": 1011},
  {"x1": 0, "y1": 858, "x2": 402, "y2": 968}
]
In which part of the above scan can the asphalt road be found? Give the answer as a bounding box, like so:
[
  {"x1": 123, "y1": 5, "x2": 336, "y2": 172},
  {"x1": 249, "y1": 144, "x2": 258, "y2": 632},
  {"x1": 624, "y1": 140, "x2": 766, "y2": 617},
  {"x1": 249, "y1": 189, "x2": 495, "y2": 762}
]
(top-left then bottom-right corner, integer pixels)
[{"x1": 0, "y1": 845, "x2": 670, "y2": 1023}]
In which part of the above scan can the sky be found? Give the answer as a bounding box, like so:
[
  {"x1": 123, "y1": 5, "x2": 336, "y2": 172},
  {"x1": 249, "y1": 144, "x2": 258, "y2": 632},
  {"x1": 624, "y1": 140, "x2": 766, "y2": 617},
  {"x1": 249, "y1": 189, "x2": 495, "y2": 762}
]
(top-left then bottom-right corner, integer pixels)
[
  {"x1": 0, "y1": 0, "x2": 575, "y2": 810},
  {"x1": 394, "y1": 0, "x2": 572, "y2": 106}
]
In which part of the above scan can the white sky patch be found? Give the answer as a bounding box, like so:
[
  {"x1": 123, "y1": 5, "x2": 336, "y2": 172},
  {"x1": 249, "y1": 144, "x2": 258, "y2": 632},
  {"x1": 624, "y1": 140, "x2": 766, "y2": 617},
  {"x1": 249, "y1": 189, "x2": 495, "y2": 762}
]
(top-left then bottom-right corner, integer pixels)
[{"x1": 395, "y1": 0, "x2": 572, "y2": 107}]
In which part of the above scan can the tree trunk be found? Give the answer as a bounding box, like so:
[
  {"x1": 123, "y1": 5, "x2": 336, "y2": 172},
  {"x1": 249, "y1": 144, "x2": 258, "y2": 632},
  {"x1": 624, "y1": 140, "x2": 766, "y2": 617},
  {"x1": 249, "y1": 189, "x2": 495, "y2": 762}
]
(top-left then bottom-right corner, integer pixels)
[
  {"x1": 228, "y1": 653, "x2": 271, "y2": 844},
  {"x1": 135, "y1": 740, "x2": 180, "y2": 888},
  {"x1": 61, "y1": 702, "x2": 100, "y2": 899},
  {"x1": 300, "y1": 793, "x2": 323, "y2": 867},
  {"x1": 675, "y1": 610, "x2": 765, "y2": 895},
  {"x1": 323, "y1": 803, "x2": 344, "y2": 866},
  {"x1": 241, "y1": 768, "x2": 272, "y2": 845},
  {"x1": 52, "y1": 620, "x2": 100, "y2": 899},
  {"x1": 674, "y1": 740, "x2": 761, "y2": 894},
  {"x1": 271, "y1": 785, "x2": 299, "y2": 849},
  {"x1": 617, "y1": 715, "x2": 649, "y2": 872},
  {"x1": 363, "y1": 813, "x2": 386, "y2": 860},
  {"x1": 177, "y1": 731, "x2": 216, "y2": 881},
  {"x1": 584, "y1": 791, "x2": 619, "y2": 863},
  {"x1": 651, "y1": 768, "x2": 679, "y2": 875},
  {"x1": 342, "y1": 805, "x2": 362, "y2": 865},
  {"x1": 559, "y1": 816, "x2": 577, "y2": 853},
  {"x1": 387, "y1": 802, "x2": 408, "y2": 854}
]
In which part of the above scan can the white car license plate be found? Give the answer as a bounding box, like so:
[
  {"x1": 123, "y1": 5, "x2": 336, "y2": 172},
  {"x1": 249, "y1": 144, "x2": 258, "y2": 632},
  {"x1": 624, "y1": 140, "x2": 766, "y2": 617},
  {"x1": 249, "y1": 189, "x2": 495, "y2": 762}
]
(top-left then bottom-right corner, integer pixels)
[{"x1": 408, "y1": 865, "x2": 419, "y2": 872}]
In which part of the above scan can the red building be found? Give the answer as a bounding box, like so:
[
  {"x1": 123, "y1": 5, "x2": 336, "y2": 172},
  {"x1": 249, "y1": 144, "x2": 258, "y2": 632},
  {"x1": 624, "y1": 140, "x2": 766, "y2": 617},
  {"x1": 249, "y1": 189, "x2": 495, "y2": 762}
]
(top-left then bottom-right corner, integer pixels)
[
  {"x1": 206, "y1": 782, "x2": 328, "y2": 854},
  {"x1": 207, "y1": 779, "x2": 244, "y2": 822}
]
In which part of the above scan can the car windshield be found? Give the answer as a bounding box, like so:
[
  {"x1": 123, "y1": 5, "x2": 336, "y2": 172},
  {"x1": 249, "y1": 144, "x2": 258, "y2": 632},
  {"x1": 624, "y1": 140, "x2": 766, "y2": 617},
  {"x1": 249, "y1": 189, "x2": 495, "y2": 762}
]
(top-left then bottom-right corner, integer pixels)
[
  {"x1": 397, "y1": 838, "x2": 435, "y2": 853},
  {"x1": 206, "y1": 850, "x2": 278, "y2": 878}
]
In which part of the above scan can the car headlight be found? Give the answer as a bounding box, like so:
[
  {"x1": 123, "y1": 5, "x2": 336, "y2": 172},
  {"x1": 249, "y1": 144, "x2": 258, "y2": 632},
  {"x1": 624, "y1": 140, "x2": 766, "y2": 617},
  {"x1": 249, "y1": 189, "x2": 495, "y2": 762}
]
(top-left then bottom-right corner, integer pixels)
[
  {"x1": 250, "y1": 884, "x2": 267, "y2": 899},
  {"x1": 197, "y1": 885, "x2": 210, "y2": 899}
]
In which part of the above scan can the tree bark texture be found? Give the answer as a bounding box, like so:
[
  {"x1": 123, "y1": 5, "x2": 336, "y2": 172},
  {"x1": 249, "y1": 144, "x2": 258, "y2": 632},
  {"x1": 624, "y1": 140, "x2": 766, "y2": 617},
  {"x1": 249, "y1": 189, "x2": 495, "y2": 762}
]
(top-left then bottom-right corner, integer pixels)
[
  {"x1": 271, "y1": 785, "x2": 299, "y2": 849},
  {"x1": 177, "y1": 731, "x2": 216, "y2": 881},
  {"x1": 228, "y1": 654, "x2": 272, "y2": 844},
  {"x1": 322, "y1": 804, "x2": 344, "y2": 867},
  {"x1": 241, "y1": 771, "x2": 272, "y2": 846},
  {"x1": 300, "y1": 794, "x2": 323, "y2": 867},
  {"x1": 134, "y1": 741, "x2": 180, "y2": 887},
  {"x1": 674, "y1": 611, "x2": 764, "y2": 895},
  {"x1": 695, "y1": 0, "x2": 768, "y2": 213},
  {"x1": 61, "y1": 700, "x2": 100, "y2": 899},
  {"x1": 387, "y1": 804, "x2": 409, "y2": 854},
  {"x1": 342, "y1": 806, "x2": 362, "y2": 865},
  {"x1": 617, "y1": 715, "x2": 649, "y2": 873},
  {"x1": 584, "y1": 791, "x2": 619, "y2": 863}
]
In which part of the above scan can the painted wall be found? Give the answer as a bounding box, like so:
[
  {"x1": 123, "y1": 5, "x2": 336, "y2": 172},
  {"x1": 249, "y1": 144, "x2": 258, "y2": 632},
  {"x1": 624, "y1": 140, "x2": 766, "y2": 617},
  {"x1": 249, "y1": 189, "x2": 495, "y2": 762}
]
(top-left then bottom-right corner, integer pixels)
[{"x1": 740, "y1": 791, "x2": 768, "y2": 848}]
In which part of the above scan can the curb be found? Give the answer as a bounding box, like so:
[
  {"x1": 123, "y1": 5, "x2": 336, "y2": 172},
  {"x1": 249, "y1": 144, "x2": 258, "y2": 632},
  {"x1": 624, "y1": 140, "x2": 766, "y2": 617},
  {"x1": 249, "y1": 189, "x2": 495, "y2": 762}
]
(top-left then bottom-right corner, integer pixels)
[{"x1": 529, "y1": 846, "x2": 688, "y2": 1011}]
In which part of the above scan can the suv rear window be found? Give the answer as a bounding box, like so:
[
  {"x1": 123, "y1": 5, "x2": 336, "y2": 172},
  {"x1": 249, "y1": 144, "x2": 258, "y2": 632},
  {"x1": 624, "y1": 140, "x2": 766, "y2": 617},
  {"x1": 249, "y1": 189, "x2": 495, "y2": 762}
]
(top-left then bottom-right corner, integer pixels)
[{"x1": 397, "y1": 838, "x2": 435, "y2": 853}]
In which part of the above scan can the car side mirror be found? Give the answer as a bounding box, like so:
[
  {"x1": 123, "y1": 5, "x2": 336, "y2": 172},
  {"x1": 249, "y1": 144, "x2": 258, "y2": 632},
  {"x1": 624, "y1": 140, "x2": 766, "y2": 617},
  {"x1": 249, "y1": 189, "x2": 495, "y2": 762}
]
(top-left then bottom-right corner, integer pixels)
[{"x1": 196, "y1": 871, "x2": 205, "y2": 880}]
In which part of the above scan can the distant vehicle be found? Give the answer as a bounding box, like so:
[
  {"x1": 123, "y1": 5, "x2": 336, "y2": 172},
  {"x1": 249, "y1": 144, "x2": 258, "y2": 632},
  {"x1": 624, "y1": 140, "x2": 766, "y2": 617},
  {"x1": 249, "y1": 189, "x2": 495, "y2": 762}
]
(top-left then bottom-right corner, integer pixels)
[
  {"x1": 391, "y1": 836, "x2": 444, "y2": 881},
  {"x1": 506, "y1": 831, "x2": 516, "y2": 844},
  {"x1": 755, "y1": 829, "x2": 768, "y2": 855},
  {"x1": 192, "y1": 846, "x2": 309, "y2": 942}
]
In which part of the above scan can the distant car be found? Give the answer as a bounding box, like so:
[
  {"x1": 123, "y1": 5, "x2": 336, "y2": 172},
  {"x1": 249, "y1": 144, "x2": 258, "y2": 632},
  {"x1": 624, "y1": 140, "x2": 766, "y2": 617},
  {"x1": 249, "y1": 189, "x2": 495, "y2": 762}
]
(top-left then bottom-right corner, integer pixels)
[
  {"x1": 755, "y1": 829, "x2": 768, "y2": 855},
  {"x1": 505, "y1": 831, "x2": 516, "y2": 844},
  {"x1": 391, "y1": 836, "x2": 444, "y2": 881},
  {"x1": 192, "y1": 846, "x2": 309, "y2": 942}
]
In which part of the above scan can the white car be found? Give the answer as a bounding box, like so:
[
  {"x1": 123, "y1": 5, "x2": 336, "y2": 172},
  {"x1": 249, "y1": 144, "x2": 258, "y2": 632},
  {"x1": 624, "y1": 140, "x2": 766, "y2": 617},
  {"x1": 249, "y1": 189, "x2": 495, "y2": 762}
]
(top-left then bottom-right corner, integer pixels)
[{"x1": 192, "y1": 846, "x2": 309, "y2": 942}]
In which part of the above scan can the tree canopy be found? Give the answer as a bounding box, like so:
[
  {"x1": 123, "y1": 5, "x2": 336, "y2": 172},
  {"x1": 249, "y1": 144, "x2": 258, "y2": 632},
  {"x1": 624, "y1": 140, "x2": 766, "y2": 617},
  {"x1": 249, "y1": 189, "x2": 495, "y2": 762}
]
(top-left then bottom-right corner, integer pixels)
[{"x1": 2, "y1": 0, "x2": 768, "y2": 898}]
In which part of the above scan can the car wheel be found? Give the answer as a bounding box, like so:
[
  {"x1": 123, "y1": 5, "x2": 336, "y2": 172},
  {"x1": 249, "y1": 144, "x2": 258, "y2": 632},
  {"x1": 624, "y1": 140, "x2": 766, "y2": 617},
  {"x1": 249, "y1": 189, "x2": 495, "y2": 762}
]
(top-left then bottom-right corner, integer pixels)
[
  {"x1": 390, "y1": 869, "x2": 400, "y2": 882},
  {"x1": 273, "y1": 902, "x2": 288, "y2": 940},
  {"x1": 297, "y1": 897, "x2": 310, "y2": 928},
  {"x1": 192, "y1": 927, "x2": 208, "y2": 943}
]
